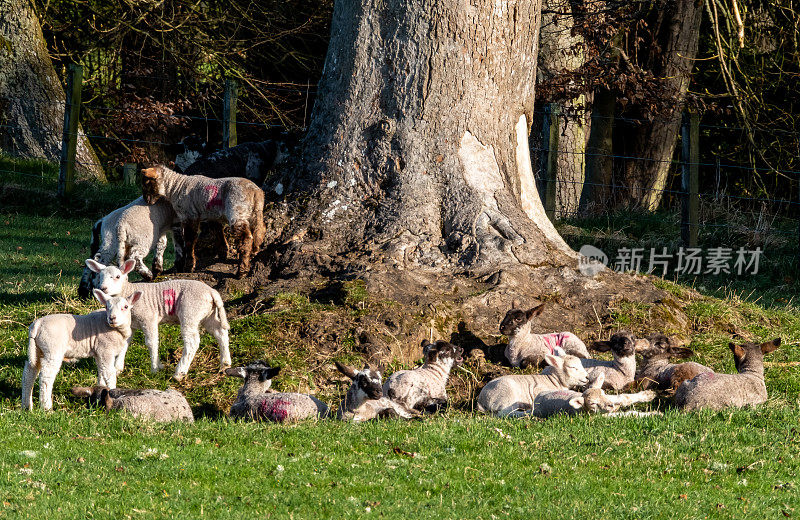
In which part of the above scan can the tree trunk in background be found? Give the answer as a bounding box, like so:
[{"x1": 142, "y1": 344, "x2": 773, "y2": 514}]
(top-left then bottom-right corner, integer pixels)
[
  {"x1": 271, "y1": 0, "x2": 576, "y2": 277},
  {"x1": 0, "y1": 0, "x2": 104, "y2": 180},
  {"x1": 580, "y1": 86, "x2": 615, "y2": 213},
  {"x1": 620, "y1": 0, "x2": 703, "y2": 210},
  {"x1": 538, "y1": 0, "x2": 588, "y2": 219}
]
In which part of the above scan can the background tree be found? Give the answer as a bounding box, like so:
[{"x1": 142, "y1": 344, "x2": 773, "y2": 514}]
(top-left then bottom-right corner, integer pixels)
[{"x1": 0, "y1": 0, "x2": 103, "y2": 179}]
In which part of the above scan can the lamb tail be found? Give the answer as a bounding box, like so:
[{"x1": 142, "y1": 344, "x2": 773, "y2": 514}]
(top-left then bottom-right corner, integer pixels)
[
  {"x1": 211, "y1": 290, "x2": 229, "y2": 330},
  {"x1": 28, "y1": 320, "x2": 41, "y2": 366}
]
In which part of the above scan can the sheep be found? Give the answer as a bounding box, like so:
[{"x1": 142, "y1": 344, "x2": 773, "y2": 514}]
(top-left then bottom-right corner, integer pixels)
[
  {"x1": 500, "y1": 303, "x2": 591, "y2": 368},
  {"x1": 141, "y1": 165, "x2": 266, "y2": 277},
  {"x1": 634, "y1": 334, "x2": 714, "y2": 393},
  {"x1": 85, "y1": 258, "x2": 230, "y2": 380},
  {"x1": 477, "y1": 354, "x2": 590, "y2": 417},
  {"x1": 224, "y1": 362, "x2": 329, "y2": 422},
  {"x1": 674, "y1": 338, "x2": 781, "y2": 411},
  {"x1": 532, "y1": 373, "x2": 657, "y2": 417},
  {"x1": 78, "y1": 197, "x2": 176, "y2": 298},
  {"x1": 546, "y1": 331, "x2": 638, "y2": 391},
  {"x1": 71, "y1": 386, "x2": 194, "y2": 423},
  {"x1": 183, "y1": 140, "x2": 290, "y2": 186},
  {"x1": 22, "y1": 289, "x2": 143, "y2": 410},
  {"x1": 334, "y1": 361, "x2": 418, "y2": 422},
  {"x1": 383, "y1": 340, "x2": 464, "y2": 413}
]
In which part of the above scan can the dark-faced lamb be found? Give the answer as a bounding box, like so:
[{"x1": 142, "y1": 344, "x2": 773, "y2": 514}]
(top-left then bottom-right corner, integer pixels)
[
  {"x1": 500, "y1": 303, "x2": 590, "y2": 368},
  {"x1": 548, "y1": 332, "x2": 638, "y2": 391},
  {"x1": 78, "y1": 197, "x2": 176, "y2": 298},
  {"x1": 532, "y1": 373, "x2": 657, "y2": 417},
  {"x1": 224, "y1": 362, "x2": 329, "y2": 422},
  {"x1": 141, "y1": 165, "x2": 265, "y2": 277},
  {"x1": 335, "y1": 362, "x2": 418, "y2": 422},
  {"x1": 86, "y1": 259, "x2": 230, "y2": 380},
  {"x1": 674, "y1": 338, "x2": 781, "y2": 411},
  {"x1": 634, "y1": 334, "x2": 714, "y2": 392},
  {"x1": 477, "y1": 354, "x2": 590, "y2": 417},
  {"x1": 22, "y1": 289, "x2": 142, "y2": 410},
  {"x1": 71, "y1": 386, "x2": 194, "y2": 422},
  {"x1": 383, "y1": 340, "x2": 464, "y2": 413}
]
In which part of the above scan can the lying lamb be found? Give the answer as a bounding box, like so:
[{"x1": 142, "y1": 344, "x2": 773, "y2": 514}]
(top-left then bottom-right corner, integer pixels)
[
  {"x1": 500, "y1": 303, "x2": 590, "y2": 368},
  {"x1": 71, "y1": 386, "x2": 194, "y2": 422},
  {"x1": 86, "y1": 258, "x2": 230, "y2": 380},
  {"x1": 78, "y1": 197, "x2": 176, "y2": 298},
  {"x1": 335, "y1": 362, "x2": 417, "y2": 422},
  {"x1": 532, "y1": 373, "x2": 657, "y2": 417},
  {"x1": 547, "y1": 331, "x2": 638, "y2": 391},
  {"x1": 225, "y1": 362, "x2": 329, "y2": 422},
  {"x1": 675, "y1": 338, "x2": 781, "y2": 411},
  {"x1": 383, "y1": 340, "x2": 464, "y2": 413},
  {"x1": 22, "y1": 289, "x2": 142, "y2": 410},
  {"x1": 477, "y1": 354, "x2": 589, "y2": 417},
  {"x1": 141, "y1": 165, "x2": 265, "y2": 277},
  {"x1": 634, "y1": 334, "x2": 713, "y2": 392}
]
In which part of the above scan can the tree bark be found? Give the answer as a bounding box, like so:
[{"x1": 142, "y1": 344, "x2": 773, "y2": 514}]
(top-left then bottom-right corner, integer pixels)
[
  {"x1": 273, "y1": 0, "x2": 575, "y2": 277},
  {"x1": 538, "y1": 0, "x2": 589, "y2": 218},
  {"x1": 619, "y1": 0, "x2": 703, "y2": 211},
  {"x1": 0, "y1": 0, "x2": 103, "y2": 180}
]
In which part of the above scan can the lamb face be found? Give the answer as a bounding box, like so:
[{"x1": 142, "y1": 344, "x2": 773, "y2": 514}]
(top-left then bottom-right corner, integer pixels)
[
  {"x1": 225, "y1": 361, "x2": 280, "y2": 395},
  {"x1": 499, "y1": 304, "x2": 544, "y2": 336},
  {"x1": 94, "y1": 288, "x2": 141, "y2": 332},
  {"x1": 336, "y1": 361, "x2": 384, "y2": 401},
  {"x1": 423, "y1": 340, "x2": 464, "y2": 370},
  {"x1": 592, "y1": 332, "x2": 637, "y2": 358},
  {"x1": 141, "y1": 171, "x2": 167, "y2": 205},
  {"x1": 87, "y1": 259, "x2": 133, "y2": 297},
  {"x1": 549, "y1": 354, "x2": 590, "y2": 390}
]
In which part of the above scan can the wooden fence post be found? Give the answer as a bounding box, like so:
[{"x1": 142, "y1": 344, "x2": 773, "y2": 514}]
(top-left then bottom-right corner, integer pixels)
[
  {"x1": 222, "y1": 79, "x2": 238, "y2": 149},
  {"x1": 123, "y1": 163, "x2": 137, "y2": 185},
  {"x1": 58, "y1": 64, "x2": 83, "y2": 199},
  {"x1": 681, "y1": 111, "x2": 699, "y2": 247},
  {"x1": 544, "y1": 103, "x2": 559, "y2": 221}
]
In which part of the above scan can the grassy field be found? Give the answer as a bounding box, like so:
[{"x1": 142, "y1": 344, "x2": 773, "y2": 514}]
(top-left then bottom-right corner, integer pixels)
[{"x1": 1, "y1": 167, "x2": 799, "y2": 518}]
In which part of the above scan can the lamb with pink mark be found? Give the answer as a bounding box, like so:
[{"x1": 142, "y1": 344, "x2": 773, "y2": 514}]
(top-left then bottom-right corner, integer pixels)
[
  {"x1": 225, "y1": 361, "x2": 329, "y2": 422},
  {"x1": 85, "y1": 258, "x2": 230, "y2": 380},
  {"x1": 22, "y1": 289, "x2": 142, "y2": 410},
  {"x1": 500, "y1": 303, "x2": 591, "y2": 368}
]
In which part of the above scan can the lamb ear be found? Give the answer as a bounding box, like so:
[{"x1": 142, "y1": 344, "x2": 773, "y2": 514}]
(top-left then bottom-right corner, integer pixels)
[
  {"x1": 142, "y1": 167, "x2": 160, "y2": 179},
  {"x1": 729, "y1": 343, "x2": 746, "y2": 360},
  {"x1": 264, "y1": 367, "x2": 281, "y2": 380},
  {"x1": 761, "y1": 338, "x2": 781, "y2": 354},
  {"x1": 85, "y1": 258, "x2": 105, "y2": 273},
  {"x1": 544, "y1": 354, "x2": 562, "y2": 369},
  {"x1": 127, "y1": 291, "x2": 143, "y2": 306},
  {"x1": 334, "y1": 361, "x2": 358, "y2": 380},
  {"x1": 590, "y1": 341, "x2": 612, "y2": 353},
  {"x1": 525, "y1": 303, "x2": 546, "y2": 320},
  {"x1": 589, "y1": 372, "x2": 605, "y2": 389},
  {"x1": 93, "y1": 289, "x2": 109, "y2": 305},
  {"x1": 568, "y1": 396, "x2": 584, "y2": 410},
  {"x1": 224, "y1": 367, "x2": 247, "y2": 379},
  {"x1": 669, "y1": 346, "x2": 694, "y2": 359},
  {"x1": 100, "y1": 388, "x2": 113, "y2": 412},
  {"x1": 511, "y1": 299, "x2": 519, "y2": 309},
  {"x1": 120, "y1": 259, "x2": 136, "y2": 275}
]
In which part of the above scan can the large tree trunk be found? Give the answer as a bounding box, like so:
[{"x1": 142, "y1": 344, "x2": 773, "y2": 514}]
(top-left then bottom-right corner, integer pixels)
[
  {"x1": 538, "y1": 0, "x2": 589, "y2": 219},
  {"x1": 619, "y1": 0, "x2": 703, "y2": 210},
  {"x1": 274, "y1": 0, "x2": 575, "y2": 277},
  {"x1": 0, "y1": 0, "x2": 103, "y2": 180}
]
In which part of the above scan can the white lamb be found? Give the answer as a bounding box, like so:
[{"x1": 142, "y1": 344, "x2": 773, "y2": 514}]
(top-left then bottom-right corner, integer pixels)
[
  {"x1": 78, "y1": 197, "x2": 176, "y2": 298},
  {"x1": 22, "y1": 289, "x2": 143, "y2": 410},
  {"x1": 383, "y1": 340, "x2": 463, "y2": 413},
  {"x1": 85, "y1": 258, "x2": 230, "y2": 380},
  {"x1": 532, "y1": 373, "x2": 658, "y2": 417}
]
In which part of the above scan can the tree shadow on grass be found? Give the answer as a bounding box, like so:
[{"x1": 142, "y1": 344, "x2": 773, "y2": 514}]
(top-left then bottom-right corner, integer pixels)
[{"x1": 0, "y1": 291, "x2": 59, "y2": 307}]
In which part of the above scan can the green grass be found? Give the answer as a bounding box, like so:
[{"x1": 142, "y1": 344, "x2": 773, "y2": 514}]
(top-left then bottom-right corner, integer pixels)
[{"x1": 1, "y1": 169, "x2": 800, "y2": 518}]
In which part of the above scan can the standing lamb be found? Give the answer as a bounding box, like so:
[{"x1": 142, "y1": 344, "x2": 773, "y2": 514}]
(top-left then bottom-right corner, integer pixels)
[
  {"x1": 674, "y1": 338, "x2": 781, "y2": 411},
  {"x1": 477, "y1": 354, "x2": 590, "y2": 417},
  {"x1": 335, "y1": 362, "x2": 418, "y2": 422},
  {"x1": 532, "y1": 373, "x2": 658, "y2": 417},
  {"x1": 383, "y1": 340, "x2": 464, "y2": 413},
  {"x1": 225, "y1": 362, "x2": 329, "y2": 422},
  {"x1": 71, "y1": 386, "x2": 194, "y2": 423},
  {"x1": 634, "y1": 334, "x2": 713, "y2": 392},
  {"x1": 78, "y1": 197, "x2": 176, "y2": 298},
  {"x1": 85, "y1": 258, "x2": 230, "y2": 380},
  {"x1": 500, "y1": 303, "x2": 591, "y2": 368},
  {"x1": 141, "y1": 165, "x2": 265, "y2": 277},
  {"x1": 22, "y1": 289, "x2": 142, "y2": 410}
]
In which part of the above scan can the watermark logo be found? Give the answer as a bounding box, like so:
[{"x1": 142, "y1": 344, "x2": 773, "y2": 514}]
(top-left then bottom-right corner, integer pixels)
[
  {"x1": 578, "y1": 244, "x2": 609, "y2": 276},
  {"x1": 578, "y1": 246, "x2": 763, "y2": 277}
]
